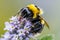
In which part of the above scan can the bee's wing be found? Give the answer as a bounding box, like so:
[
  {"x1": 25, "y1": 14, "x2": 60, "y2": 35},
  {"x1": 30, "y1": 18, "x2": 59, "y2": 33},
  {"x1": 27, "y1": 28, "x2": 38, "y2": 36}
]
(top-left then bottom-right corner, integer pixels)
[
  {"x1": 43, "y1": 19, "x2": 50, "y2": 29},
  {"x1": 40, "y1": 16, "x2": 50, "y2": 29}
]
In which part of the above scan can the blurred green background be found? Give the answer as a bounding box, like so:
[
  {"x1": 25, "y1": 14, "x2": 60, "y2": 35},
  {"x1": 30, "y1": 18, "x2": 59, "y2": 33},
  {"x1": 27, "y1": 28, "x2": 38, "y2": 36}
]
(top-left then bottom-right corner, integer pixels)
[{"x1": 0, "y1": 0, "x2": 60, "y2": 40}]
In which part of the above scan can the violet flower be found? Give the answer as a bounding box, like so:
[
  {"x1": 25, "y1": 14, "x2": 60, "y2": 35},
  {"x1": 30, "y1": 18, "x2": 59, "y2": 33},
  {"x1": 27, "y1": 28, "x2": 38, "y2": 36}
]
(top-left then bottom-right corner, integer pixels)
[{"x1": 0, "y1": 16, "x2": 34, "y2": 40}]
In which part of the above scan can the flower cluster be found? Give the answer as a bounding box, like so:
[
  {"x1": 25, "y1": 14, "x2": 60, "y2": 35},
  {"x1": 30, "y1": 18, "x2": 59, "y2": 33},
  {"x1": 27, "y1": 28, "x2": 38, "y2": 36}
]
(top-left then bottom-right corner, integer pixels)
[{"x1": 0, "y1": 16, "x2": 34, "y2": 40}]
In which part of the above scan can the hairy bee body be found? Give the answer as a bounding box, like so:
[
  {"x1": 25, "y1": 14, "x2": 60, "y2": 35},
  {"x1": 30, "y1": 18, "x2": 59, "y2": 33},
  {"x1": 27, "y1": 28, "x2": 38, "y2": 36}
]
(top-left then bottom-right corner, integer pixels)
[
  {"x1": 30, "y1": 19, "x2": 44, "y2": 33},
  {"x1": 18, "y1": 4, "x2": 49, "y2": 34}
]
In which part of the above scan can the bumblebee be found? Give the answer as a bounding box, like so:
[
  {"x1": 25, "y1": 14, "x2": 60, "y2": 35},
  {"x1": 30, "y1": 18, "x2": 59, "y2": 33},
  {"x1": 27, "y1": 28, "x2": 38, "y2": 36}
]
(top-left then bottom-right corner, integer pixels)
[{"x1": 18, "y1": 4, "x2": 49, "y2": 33}]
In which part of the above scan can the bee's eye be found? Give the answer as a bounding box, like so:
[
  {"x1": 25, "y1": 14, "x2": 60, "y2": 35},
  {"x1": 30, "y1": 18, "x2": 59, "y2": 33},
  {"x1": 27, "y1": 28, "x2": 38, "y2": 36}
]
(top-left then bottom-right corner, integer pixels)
[{"x1": 20, "y1": 8, "x2": 28, "y2": 17}]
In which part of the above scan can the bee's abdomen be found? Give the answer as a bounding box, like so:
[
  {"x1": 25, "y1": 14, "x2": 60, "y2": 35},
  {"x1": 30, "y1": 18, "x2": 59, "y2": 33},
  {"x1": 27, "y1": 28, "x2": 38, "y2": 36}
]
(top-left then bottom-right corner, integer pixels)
[{"x1": 30, "y1": 21, "x2": 44, "y2": 33}]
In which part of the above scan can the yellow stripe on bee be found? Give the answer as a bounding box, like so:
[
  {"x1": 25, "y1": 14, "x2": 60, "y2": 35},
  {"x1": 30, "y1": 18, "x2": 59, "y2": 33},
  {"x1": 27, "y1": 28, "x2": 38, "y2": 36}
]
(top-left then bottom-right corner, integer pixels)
[
  {"x1": 27, "y1": 4, "x2": 39, "y2": 18},
  {"x1": 41, "y1": 20, "x2": 45, "y2": 24},
  {"x1": 39, "y1": 9, "x2": 43, "y2": 15}
]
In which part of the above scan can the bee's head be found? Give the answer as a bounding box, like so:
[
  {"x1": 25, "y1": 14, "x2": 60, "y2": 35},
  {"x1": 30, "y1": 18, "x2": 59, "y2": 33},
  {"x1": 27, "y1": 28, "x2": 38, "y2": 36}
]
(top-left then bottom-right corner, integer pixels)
[
  {"x1": 19, "y1": 7, "x2": 33, "y2": 18},
  {"x1": 18, "y1": 4, "x2": 43, "y2": 18}
]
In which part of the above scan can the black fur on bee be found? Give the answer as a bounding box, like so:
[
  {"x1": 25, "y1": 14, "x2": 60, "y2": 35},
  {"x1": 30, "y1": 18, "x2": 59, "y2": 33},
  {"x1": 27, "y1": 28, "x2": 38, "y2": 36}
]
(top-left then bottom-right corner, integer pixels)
[
  {"x1": 30, "y1": 22, "x2": 44, "y2": 33},
  {"x1": 29, "y1": 16, "x2": 44, "y2": 33}
]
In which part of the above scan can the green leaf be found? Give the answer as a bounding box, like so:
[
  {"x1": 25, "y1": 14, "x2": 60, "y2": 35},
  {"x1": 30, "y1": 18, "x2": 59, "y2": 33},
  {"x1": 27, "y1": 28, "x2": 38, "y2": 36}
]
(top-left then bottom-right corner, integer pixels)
[{"x1": 40, "y1": 34, "x2": 54, "y2": 40}]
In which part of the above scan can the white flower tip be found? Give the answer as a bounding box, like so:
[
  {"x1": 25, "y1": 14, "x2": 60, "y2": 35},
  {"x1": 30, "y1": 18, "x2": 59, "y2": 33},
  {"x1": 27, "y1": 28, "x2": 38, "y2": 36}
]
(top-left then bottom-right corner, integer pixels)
[{"x1": 9, "y1": 16, "x2": 17, "y2": 21}]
